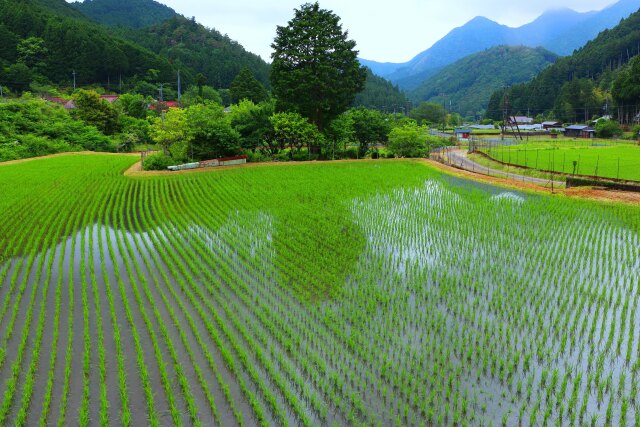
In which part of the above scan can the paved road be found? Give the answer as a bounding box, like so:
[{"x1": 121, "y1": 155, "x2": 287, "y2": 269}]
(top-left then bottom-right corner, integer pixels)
[{"x1": 444, "y1": 149, "x2": 565, "y2": 187}]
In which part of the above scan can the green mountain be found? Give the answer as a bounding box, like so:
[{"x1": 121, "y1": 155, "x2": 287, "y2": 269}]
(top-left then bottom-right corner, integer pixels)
[
  {"x1": 354, "y1": 69, "x2": 410, "y2": 112},
  {"x1": 362, "y1": 0, "x2": 639, "y2": 91},
  {"x1": 0, "y1": 0, "x2": 271, "y2": 93},
  {"x1": 489, "y1": 8, "x2": 640, "y2": 121},
  {"x1": 409, "y1": 46, "x2": 557, "y2": 118},
  {"x1": 116, "y1": 16, "x2": 271, "y2": 88},
  {"x1": 72, "y1": 0, "x2": 177, "y2": 29},
  {"x1": 0, "y1": 0, "x2": 174, "y2": 88}
]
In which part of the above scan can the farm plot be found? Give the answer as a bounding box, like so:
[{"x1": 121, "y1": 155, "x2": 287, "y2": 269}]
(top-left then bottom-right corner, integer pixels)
[
  {"x1": 0, "y1": 154, "x2": 639, "y2": 426},
  {"x1": 478, "y1": 141, "x2": 640, "y2": 181}
]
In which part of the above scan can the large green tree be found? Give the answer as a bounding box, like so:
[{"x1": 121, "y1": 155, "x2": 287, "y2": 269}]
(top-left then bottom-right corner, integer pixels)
[
  {"x1": 186, "y1": 103, "x2": 240, "y2": 160},
  {"x1": 270, "y1": 112, "x2": 321, "y2": 154},
  {"x1": 229, "y1": 100, "x2": 275, "y2": 151},
  {"x1": 270, "y1": 2, "x2": 366, "y2": 133},
  {"x1": 347, "y1": 107, "x2": 390, "y2": 157},
  {"x1": 409, "y1": 102, "x2": 446, "y2": 126},
  {"x1": 72, "y1": 90, "x2": 121, "y2": 135},
  {"x1": 230, "y1": 67, "x2": 269, "y2": 104},
  {"x1": 387, "y1": 123, "x2": 428, "y2": 158}
]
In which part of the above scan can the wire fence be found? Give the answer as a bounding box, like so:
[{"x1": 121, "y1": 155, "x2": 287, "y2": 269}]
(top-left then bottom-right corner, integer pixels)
[
  {"x1": 469, "y1": 139, "x2": 640, "y2": 183},
  {"x1": 430, "y1": 146, "x2": 563, "y2": 190}
]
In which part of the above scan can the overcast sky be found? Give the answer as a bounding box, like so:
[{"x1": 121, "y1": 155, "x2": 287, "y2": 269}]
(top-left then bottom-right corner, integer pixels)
[{"x1": 152, "y1": 0, "x2": 616, "y2": 62}]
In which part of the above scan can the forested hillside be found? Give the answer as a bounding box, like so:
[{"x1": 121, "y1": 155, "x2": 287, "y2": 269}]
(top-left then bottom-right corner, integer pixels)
[
  {"x1": 487, "y1": 9, "x2": 640, "y2": 122},
  {"x1": 354, "y1": 69, "x2": 410, "y2": 112},
  {"x1": 115, "y1": 16, "x2": 271, "y2": 88},
  {"x1": 410, "y1": 46, "x2": 557, "y2": 119},
  {"x1": 0, "y1": 0, "x2": 174, "y2": 90},
  {"x1": 73, "y1": 0, "x2": 177, "y2": 29}
]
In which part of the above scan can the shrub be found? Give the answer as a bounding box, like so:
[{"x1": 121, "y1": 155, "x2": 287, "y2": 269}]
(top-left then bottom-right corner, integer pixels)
[
  {"x1": 595, "y1": 120, "x2": 623, "y2": 138},
  {"x1": 143, "y1": 153, "x2": 174, "y2": 171},
  {"x1": 387, "y1": 123, "x2": 428, "y2": 158},
  {"x1": 245, "y1": 150, "x2": 270, "y2": 163}
]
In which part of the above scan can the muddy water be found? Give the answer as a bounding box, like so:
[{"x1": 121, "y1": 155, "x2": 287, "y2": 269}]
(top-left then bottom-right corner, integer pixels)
[{"x1": 342, "y1": 179, "x2": 640, "y2": 425}]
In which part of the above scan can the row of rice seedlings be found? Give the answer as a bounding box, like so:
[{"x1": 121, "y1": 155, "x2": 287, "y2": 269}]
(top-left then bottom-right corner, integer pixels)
[
  {"x1": 116, "y1": 181, "x2": 202, "y2": 426},
  {"x1": 96, "y1": 190, "x2": 132, "y2": 426},
  {"x1": 102, "y1": 180, "x2": 161, "y2": 427},
  {"x1": 0, "y1": 182, "x2": 79, "y2": 425},
  {"x1": 56, "y1": 191, "x2": 87, "y2": 425},
  {"x1": 140, "y1": 187, "x2": 270, "y2": 427},
  {"x1": 79, "y1": 204, "x2": 92, "y2": 426},
  {"x1": 127, "y1": 181, "x2": 224, "y2": 427},
  {"x1": 17, "y1": 180, "x2": 96, "y2": 426},
  {"x1": 150, "y1": 180, "x2": 285, "y2": 426},
  {"x1": 174, "y1": 177, "x2": 362, "y2": 422}
]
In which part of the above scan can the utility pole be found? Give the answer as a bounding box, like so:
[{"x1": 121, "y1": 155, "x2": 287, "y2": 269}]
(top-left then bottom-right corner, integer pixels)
[
  {"x1": 177, "y1": 70, "x2": 181, "y2": 101},
  {"x1": 72, "y1": 70, "x2": 76, "y2": 91},
  {"x1": 119, "y1": 74, "x2": 122, "y2": 93},
  {"x1": 502, "y1": 88, "x2": 509, "y2": 141},
  {"x1": 440, "y1": 93, "x2": 446, "y2": 132},
  {"x1": 501, "y1": 88, "x2": 523, "y2": 141},
  {"x1": 159, "y1": 83, "x2": 164, "y2": 102}
]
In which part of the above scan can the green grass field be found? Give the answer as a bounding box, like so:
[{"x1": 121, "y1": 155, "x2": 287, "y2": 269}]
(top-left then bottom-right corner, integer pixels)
[
  {"x1": 0, "y1": 154, "x2": 639, "y2": 426},
  {"x1": 478, "y1": 139, "x2": 640, "y2": 181}
]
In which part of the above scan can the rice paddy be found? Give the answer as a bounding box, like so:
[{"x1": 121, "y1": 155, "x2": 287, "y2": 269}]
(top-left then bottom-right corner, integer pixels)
[
  {"x1": 0, "y1": 154, "x2": 639, "y2": 426},
  {"x1": 477, "y1": 140, "x2": 640, "y2": 181}
]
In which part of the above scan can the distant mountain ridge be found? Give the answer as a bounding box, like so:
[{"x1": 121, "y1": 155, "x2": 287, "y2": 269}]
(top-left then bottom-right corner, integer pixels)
[
  {"x1": 408, "y1": 46, "x2": 558, "y2": 118},
  {"x1": 363, "y1": 0, "x2": 640, "y2": 89},
  {"x1": 489, "y1": 7, "x2": 640, "y2": 120}
]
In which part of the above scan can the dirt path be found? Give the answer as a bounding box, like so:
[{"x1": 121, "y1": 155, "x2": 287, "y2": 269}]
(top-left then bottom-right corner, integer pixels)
[
  {"x1": 0, "y1": 151, "x2": 139, "y2": 167},
  {"x1": 123, "y1": 157, "x2": 385, "y2": 177},
  {"x1": 446, "y1": 149, "x2": 565, "y2": 187}
]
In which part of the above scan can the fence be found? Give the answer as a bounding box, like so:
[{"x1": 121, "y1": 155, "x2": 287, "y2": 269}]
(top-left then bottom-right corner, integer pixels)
[
  {"x1": 471, "y1": 141, "x2": 640, "y2": 183},
  {"x1": 430, "y1": 146, "x2": 562, "y2": 189}
]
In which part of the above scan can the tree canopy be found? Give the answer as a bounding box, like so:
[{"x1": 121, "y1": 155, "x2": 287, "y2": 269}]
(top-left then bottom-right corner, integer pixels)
[
  {"x1": 270, "y1": 2, "x2": 366, "y2": 132},
  {"x1": 347, "y1": 107, "x2": 390, "y2": 157},
  {"x1": 230, "y1": 67, "x2": 269, "y2": 104}
]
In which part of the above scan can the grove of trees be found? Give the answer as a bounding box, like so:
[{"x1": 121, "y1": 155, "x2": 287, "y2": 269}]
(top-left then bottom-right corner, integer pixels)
[{"x1": 1, "y1": 2, "x2": 454, "y2": 168}]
